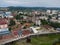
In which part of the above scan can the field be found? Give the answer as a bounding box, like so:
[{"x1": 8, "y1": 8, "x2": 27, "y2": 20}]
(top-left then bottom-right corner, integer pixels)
[
  {"x1": 10, "y1": 34, "x2": 60, "y2": 45},
  {"x1": 31, "y1": 34, "x2": 60, "y2": 45}
]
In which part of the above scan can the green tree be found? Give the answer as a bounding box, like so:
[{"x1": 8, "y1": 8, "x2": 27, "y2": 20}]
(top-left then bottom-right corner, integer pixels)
[
  {"x1": 50, "y1": 22, "x2": 60, "y2": 28},
  {"x1": 9, "y1": 27, "x2": 11, "y2": 31},
  {"x1": 9, "y1": 19, "x2": 16, "y2": 26},
  {"x1": 48, "y1": 15, "x2": 52, "y2": 22},
  {"x1": 41, "y1": 19, "x2": 49, "y2": 25},
  {"x1": 41, "y1": 19, "x2": 60, "y2": 28},
  {"x1": 15, "y1": 15, "x2": 23, "y2": 20},
  {"x1": 48, "y1": 15, "x2": 52, "y2": 19}
]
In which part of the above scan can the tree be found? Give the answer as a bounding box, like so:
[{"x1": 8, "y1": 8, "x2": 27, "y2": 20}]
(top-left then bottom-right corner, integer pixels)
[
  {"x1": 9, "y1": 27, "x2": 11, "y2": 31},
  {"x1": 9, "y1": 19, "x2": 16, "y2": 26},
  {"x1": 23, "y1": 26, "x2": 27, "y2": 29},
  {"x1": 48, "y1": 15, "x2": 52, "y2": 22},
  {"x1": 15, "y1": 14, "x2": 23, "y2": 20},
  {"x1": 41, "y1": 19, "x2": 49, "y2": 25},
  {"x1": 48, "y1": 15, "x2": 52, "y2": 19},
  {"x1": 50, "y1": 22, "x2": 60, "y2": 28}
]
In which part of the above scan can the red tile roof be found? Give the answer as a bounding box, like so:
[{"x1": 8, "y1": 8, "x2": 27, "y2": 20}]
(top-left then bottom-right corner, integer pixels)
[
  {"x1": 22, "y1": 30, "x2": 30, "y2": 35},
  {"x1": 2, "y1": 34, "x2": 14, "y2": 39},
  {"x1": 43, "y1": 25, "x2": 53, "y2": 29},
  {"x1": 0, "y1": 18, "x2": 7, "y2": 25},
  {"x1": 12, "y1": 31, "x2": 18, "y2": 35}
]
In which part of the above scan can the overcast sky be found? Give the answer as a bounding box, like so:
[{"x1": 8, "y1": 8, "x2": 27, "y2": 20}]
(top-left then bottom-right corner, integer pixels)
[{"x1": 0, "y1": 0, "x2": 60, "y2": 7}]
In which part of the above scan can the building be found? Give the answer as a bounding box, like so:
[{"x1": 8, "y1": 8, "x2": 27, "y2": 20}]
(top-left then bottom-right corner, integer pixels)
[
  {"x1": 46, "y1": 10, "x2": 51, "y2": 14},
  {"x1": 50, "y1": 19, "x2": 57, "y2": 22},
  {"x1": 0, "y1": 18, "x2": 9, "y2": 35},
  {"x1": 0, "y1": 7, "x2": 8, "y2": 11},
  {"x1": 30, "y1": 27, "x2": 38, "y2": 33},
  {"x1": 35, "y1": 19, "x2": 41, "y2": 26},
  {"x1": 42, "y1": 25, "x2": 54, "y2": 31},
  {"x1": 0, "y1": 13, "x2": 4, "y2": 18},
  {"x1": 5, "y1": 12, "x2": 13, "y2": 18},
  {"x1": 52, "y1": 10, "x2": 58, "y2": 14},
  {"x1": 0, "y1": 11, "x2": 4, "y2": 18},
  {"x1": 40, "y1": 16, "x2": 48, "y2": 20},
  {"x1": 57, "y1": 14, "x2": 60, "y2": 20},
  {"x1": 56, "y1": 28, "x2": 60, "y2": 31}
]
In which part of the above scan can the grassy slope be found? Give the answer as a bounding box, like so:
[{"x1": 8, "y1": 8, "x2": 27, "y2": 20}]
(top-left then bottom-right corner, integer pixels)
[{"x1": 13, "y1": 34, "x2": 60, "y2": 45}]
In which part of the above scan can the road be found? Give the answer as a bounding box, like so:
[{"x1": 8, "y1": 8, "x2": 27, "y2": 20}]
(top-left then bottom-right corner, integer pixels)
[{"x1": 0, "y1": 31, "x2": 60, "y2": 45}]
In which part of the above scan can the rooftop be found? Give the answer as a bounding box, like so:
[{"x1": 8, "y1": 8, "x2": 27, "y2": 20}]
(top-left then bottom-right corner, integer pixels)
[{"x1": 0, "y1": 18, "x2": 7, "y2": 25}]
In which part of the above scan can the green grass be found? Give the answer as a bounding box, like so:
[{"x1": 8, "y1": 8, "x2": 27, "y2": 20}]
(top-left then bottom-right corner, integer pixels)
[
  {"x1": 31, "y1": 34, "x2": 60, "y2": 45},
  {"x1": 12, "y1": 34, "x2": 60, "y2": 45}
]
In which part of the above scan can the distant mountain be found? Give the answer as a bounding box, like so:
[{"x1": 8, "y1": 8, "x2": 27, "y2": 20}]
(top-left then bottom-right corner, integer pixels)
[
  {"x1": 0, "y1": 6, "x2": 60, "y2": 11},
  {"x1": 8, "y1": 6, "x2": 47, "y2": 11}
]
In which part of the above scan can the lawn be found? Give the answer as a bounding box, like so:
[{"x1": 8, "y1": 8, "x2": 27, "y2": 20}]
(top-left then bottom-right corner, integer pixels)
[
  {"x1": 31, "y1": 34, "x2": 60, "y2": 45},
  {"x1": 10, "y1": 34, "x2": 60, "y2": 45}
]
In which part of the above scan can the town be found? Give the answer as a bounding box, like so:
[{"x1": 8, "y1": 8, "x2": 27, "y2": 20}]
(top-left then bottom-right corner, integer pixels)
[{"x1": 0, "y1": 7, "x2": 60, "y2": 45}]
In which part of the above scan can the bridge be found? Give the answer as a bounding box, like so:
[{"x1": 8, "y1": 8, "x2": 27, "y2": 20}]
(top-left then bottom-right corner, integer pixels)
[{"x1": 0, "y1": 31, "x2": 60, "y2": 45}]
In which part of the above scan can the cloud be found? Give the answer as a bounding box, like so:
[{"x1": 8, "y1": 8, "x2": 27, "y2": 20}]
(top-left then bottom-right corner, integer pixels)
[
  {"x1": 0, "y1": 0, "x2": 60, "y2": 7},
  {"x1": 5, "y1": 0, "x2": 20, "y2": 4}
]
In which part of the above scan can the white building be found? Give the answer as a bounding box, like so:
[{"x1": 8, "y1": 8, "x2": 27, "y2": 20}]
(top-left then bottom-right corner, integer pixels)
[
  {"x1": 52, "y1": 10, "x2": 58, "y2": 14},
  {"x1": 52, "y1": 17, "x2": 56, "y2": 19},
  {"x1": 0, "y1": 19, "x2": 9, "y2": 35},
  {"x1": 18, "y1": 11, "x2": 23, "y2": 14},
  {"x1": 40, "y1": 16, "x2": 48, "y2": 20},
  {"x1": 30, "y1": 27, "x2": 38, "y2": 33},
  {"x1": 5, "y1": 12, "x2": 13, "y2": 18},
  {"x1": 58, "y1": 14, "x2": 60, "y2": 20},
  {"x1": 35, "y1": 19, "x2": 41, "y2": 26},
  {"x1": 50, "y1": 19, "x2": 57, "y2": 22},
  {"x1": 23, "y1": 16, "x2": 27, "y2": 19},
  {"x1": 0, "y1": 13, "x2": 4, "y2": 18},
  {"x1": 46, "y1": 10, "x2": 51, "y2": 14}
]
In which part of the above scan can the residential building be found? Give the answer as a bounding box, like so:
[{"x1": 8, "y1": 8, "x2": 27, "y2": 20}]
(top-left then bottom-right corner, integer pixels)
[
  {"x1": 52, "y1": 10, "x2": 58, "y2": 14},
  {"x1": 58, "y1": 14, "x2": 60, "y2": 20},
  {"x1": 5, "y1": 12, "x2": 13, "y2": 18},
  {"x1": 0, "y1": 18, "x2": 9, "y2": 35},
  {"x1": 46, "y1": 10, "x2": 51, "y2": 14},
  {"x1": 35, "y1": 19, "x2": 41, "y2": 26}
]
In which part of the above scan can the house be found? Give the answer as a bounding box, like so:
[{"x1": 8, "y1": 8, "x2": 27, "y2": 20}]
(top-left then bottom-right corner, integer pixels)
[
  {"x1": 50, "y1": 19, "x2": 57, "y2": 22},
  {"x1": 0, "y1": 18, "x2": 10, "y2": 35},
  {"x1": 5, "y1": 12, "x2": 13, "y2": 18},
  {"x1": 0, "y1": 13, "x2": 4, "y2": 18},
  {"x1": 42, "y1": 25, "x2": 54, "y2": 32},
  {"x1": 40, "y1": 16, "x2": 48, "y2": 20},
  {"x1": 58, "y1": 14, "x2": 60, "y2": 20},
  {"x1": 0, "y1": 7, "x2": 8, "y2": 11},
  {"x1": 0, "y1": 18, "x2": 8, "y2": 29},
  {"x1": 0, "y1": 28, "x2": 10, "y2": 35},
  {"x1": 22, "y1": 30, "x2": 31, "y2": 36},
  {"x1": 35, "y1": 19, "x2": 41, "y2": 26},
  {"x1": 52, "y1": 10, "x2": 58, "y2": 14},
  {"x1": 46, "y1": 10, "x2": 51, "y2": 14},
  {"x1": 30, "y1": 27, "x2": 38, "y2": 33},
  {"x1": 56, "y1": 28, "x2": 60, "y2": 31},
  {"x1": 0, "y1": 11, "x2": 4, "y2": 18}
]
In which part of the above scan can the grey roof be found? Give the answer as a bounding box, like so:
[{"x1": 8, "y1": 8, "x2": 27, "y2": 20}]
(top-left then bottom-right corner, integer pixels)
[{"x1": 0, "y1": 28, "x2": 10, "y2": 36}]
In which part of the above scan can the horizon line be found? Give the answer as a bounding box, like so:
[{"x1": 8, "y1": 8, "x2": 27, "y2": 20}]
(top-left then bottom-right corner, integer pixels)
[{"x1": 0, "y1": 6, "x2": 60, "y2": 8}]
